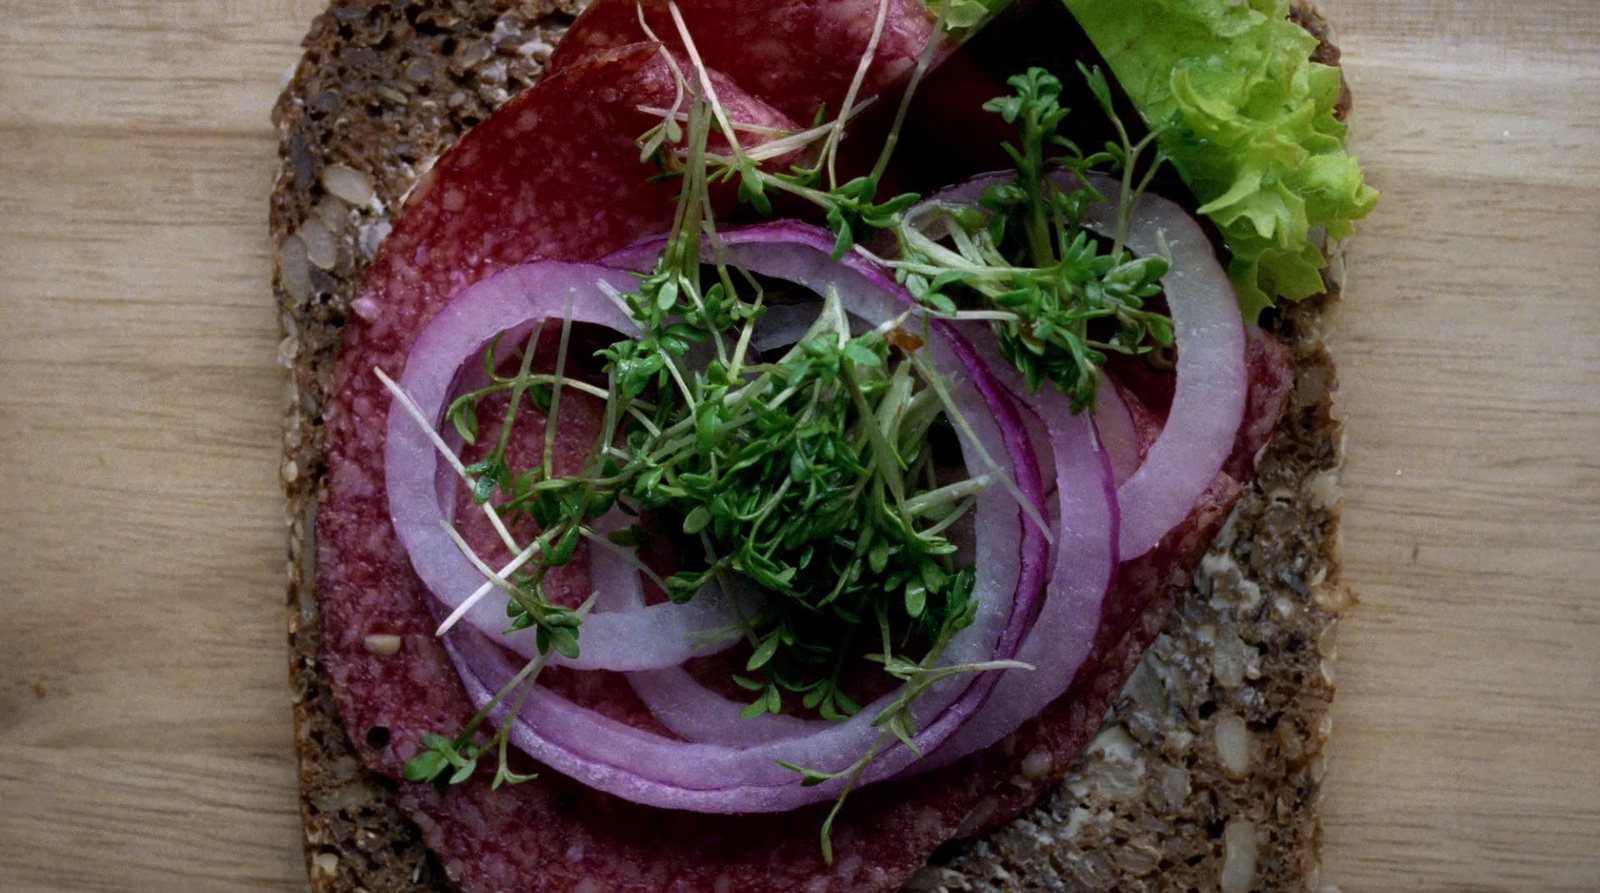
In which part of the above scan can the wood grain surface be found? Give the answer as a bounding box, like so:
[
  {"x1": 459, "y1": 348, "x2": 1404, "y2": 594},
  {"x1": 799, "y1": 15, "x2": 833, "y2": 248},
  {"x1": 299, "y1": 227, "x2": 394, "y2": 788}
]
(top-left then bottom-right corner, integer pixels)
[{"x1": 0, "y1": 1, "x2": 1595, "y2": 891}]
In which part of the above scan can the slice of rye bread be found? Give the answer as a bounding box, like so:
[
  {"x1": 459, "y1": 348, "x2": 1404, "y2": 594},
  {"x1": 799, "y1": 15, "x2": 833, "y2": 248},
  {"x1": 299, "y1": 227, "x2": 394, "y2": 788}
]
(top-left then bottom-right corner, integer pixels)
[{"x1": 271, "y1": 3, "x2": 1357, "y2": 890}]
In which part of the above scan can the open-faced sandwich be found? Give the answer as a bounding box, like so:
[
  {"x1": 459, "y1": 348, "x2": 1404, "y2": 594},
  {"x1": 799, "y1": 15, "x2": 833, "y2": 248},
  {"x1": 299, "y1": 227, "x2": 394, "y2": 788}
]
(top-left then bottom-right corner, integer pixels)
[{"x1": 272, "y1": 1, "x2": 1374, "y2": 890}]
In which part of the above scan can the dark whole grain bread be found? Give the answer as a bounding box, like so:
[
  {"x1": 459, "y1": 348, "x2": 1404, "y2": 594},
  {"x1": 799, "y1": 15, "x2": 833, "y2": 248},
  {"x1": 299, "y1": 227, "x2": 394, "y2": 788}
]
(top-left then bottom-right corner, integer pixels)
[{"x1": 271, "y1": 2, "x2": 1355, "y2": 890}]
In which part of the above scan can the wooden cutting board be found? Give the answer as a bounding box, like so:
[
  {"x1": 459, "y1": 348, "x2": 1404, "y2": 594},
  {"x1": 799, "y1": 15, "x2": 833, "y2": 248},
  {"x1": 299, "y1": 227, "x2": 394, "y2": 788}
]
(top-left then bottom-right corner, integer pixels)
[{"x1": 1, "y1": 1, "x2": 1595, "y2": 890}]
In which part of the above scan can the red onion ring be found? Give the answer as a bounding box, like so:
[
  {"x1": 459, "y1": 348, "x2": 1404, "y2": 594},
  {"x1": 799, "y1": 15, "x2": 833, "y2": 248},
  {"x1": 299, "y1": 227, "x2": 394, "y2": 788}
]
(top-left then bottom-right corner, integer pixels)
[
  {"x1": 914, "y1": 350, "x2": 1119, "y2": 768},
  {"x1": 600, "y1": 551, "x2": 827, "y2": 747},
  {"x1": 427, "y1": 224, "x2": 1051, "y2": 812},
  {"x1": 385, "y1": 262, "x2": 748, "y2": 672},
  {"x1": 1077, "y1": 173, "x2": 1245, "y2": 558},
  {"x1": 1094, "y1": 381, "x2": 1142, "y2": 486},
  {"x1": 627, "y1": 665, "x2": 827, "y2": 746}
]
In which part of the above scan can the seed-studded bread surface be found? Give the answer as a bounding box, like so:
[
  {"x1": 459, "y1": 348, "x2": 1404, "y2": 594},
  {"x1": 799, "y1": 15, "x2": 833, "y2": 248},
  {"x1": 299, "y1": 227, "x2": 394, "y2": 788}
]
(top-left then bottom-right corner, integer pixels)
[{"x1": 271, "y1": 3, "x2": 1352, "y2": 890}]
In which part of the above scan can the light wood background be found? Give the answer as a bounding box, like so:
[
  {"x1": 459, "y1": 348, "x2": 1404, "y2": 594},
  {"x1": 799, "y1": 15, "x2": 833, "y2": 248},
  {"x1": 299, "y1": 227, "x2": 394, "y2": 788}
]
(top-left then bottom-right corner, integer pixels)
[{"x1": 1, "y1": 1, "x2": 1595, "y2": 891}]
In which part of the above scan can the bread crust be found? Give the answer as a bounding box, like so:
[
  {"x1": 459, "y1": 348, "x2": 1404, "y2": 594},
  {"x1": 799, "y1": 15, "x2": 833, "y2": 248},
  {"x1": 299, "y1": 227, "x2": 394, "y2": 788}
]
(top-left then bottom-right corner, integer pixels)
[{"x1": 272, "y1": 3, "x2": 1351, "y2": 890}]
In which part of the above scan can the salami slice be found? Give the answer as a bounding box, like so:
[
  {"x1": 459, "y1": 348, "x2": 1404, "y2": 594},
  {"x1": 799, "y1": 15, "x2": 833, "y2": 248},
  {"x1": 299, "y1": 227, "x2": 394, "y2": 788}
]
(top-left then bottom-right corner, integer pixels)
[
  {"x1": 316, "y1": 18, "x2": 1300, "y2": 893},
  {"x1": 547, "y1": 0, "x2": 947, "y2": 125},
  {"x1": 1230, "y1": 326, "x2": 1297, "y2": 480}
]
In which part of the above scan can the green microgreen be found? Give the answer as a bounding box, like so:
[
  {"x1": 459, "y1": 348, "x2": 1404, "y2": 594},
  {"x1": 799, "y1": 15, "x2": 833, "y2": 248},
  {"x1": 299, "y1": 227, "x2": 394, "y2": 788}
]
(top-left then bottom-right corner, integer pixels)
[
  {"x1": 712, "y1": 63, "x2": 1176, "y2": 412},
  {"x1": 403, "y1": 596, "x2": 594, "y2": 791},
  {"x1": 776, "y1": 572, "x2": 1032, "y2": 862}
]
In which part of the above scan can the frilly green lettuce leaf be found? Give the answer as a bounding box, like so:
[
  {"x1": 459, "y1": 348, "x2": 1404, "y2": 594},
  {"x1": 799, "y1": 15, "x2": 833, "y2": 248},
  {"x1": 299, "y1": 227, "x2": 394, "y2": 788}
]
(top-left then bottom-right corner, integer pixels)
[{"x1": 1062, "y1": 0, "x2": 1378, "y2": 320}]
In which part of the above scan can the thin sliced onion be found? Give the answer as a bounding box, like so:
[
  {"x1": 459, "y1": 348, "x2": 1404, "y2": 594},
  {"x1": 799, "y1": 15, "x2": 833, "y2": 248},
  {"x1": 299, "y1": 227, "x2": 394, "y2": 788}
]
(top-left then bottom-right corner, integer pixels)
[
  {"x1": 1094, "y1": 381, "x2": 1142, "y2": 486},
  {"x1": 600, "y1": 545, "x2": 826, "y2": 747},
  {"x1": 626, "y1": 667, "x2": 827, "y2": 746},
  {"x1": 914, "y1": 346, "x2": 1118, "y2": 768},
  {"x1": 385, "y1": 262, "x2": 746, "y2": 672},
  {"x1": 426, "y1": 224, "x2": 1051, "y2": 812},
  {"x1": 1076, "y1": 172, "x2": 1244, "y2": 559}
]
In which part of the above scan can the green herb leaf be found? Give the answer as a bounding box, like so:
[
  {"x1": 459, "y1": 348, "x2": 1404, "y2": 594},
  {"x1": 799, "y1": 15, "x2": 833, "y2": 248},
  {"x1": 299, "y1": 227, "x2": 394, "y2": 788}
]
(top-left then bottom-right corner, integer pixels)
[
  {"x1": 451, "y1": 398, "x2": 479, "y2": 445},
  {"x1": 492, "y1": 763, "x2": 539, "y2": 789},
  {"x1": 842, "y1": 340, "x2": 882, "y2": 367},
  {"x1": 747, "y1": 633, "x2": 782, "y2": 672},
  {"x1": 402, "y1": 750, "x2": 448, "y2": 783},
  {"x1": 683, "y1": 506, "x2": 712, "y2": 535},
  {"x1": 904, "y1": 578, "x2": 927, "y2": 618}
]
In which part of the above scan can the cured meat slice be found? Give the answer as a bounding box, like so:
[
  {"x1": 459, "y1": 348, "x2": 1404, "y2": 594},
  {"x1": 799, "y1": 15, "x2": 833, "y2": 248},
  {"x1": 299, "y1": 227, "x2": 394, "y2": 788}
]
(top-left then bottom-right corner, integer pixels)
[
  {"x1": 1230, "y1": 326, "x2": 1297, "y2": 480},
  {"x1": 547, "y1": 0, "x2": 947, "y2": 125},
  {"x1": 317, "y1": 40, "x2": 798, "y2": 782}
]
